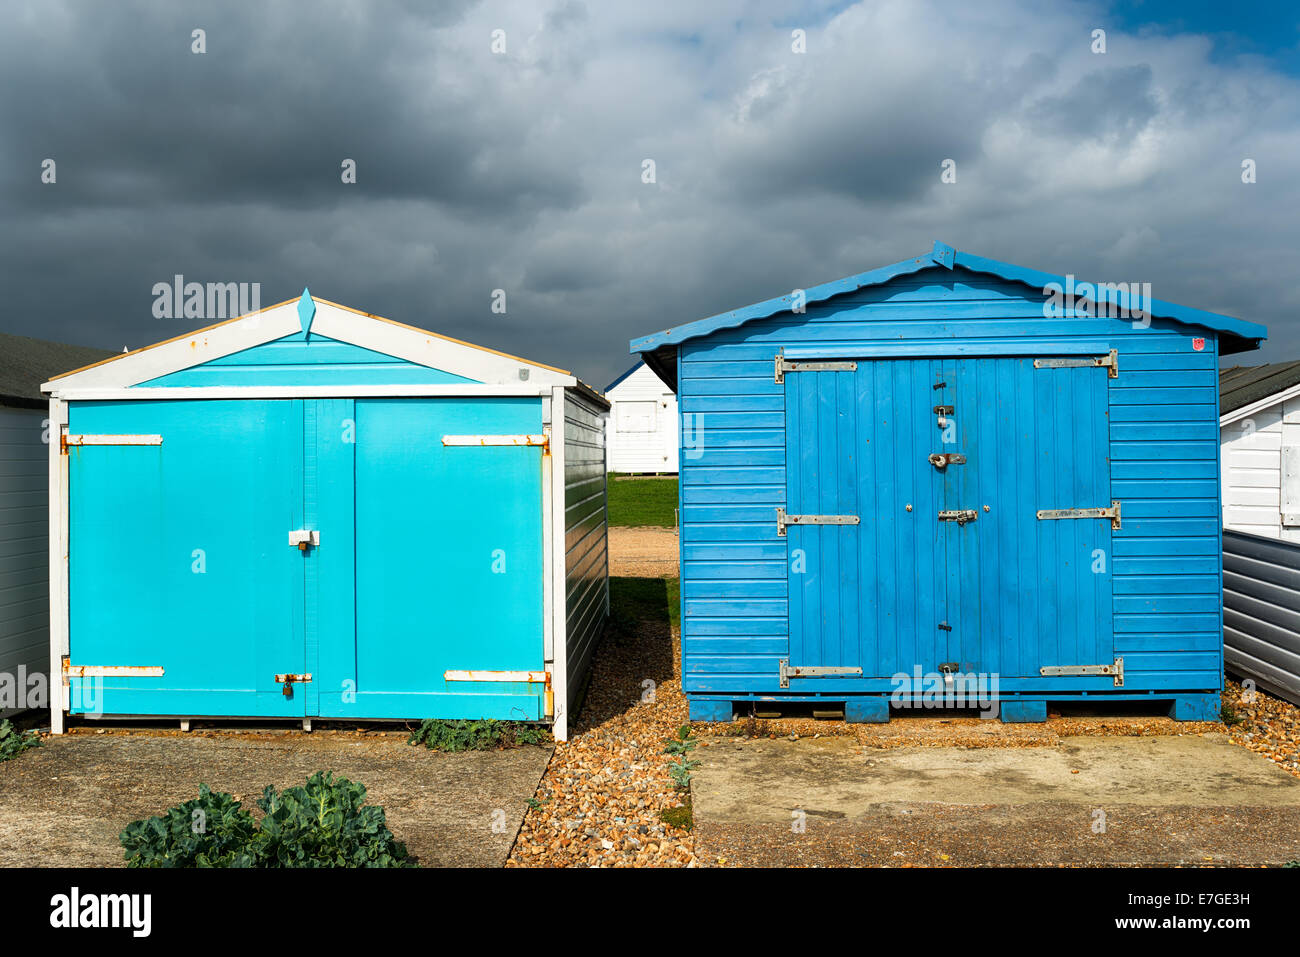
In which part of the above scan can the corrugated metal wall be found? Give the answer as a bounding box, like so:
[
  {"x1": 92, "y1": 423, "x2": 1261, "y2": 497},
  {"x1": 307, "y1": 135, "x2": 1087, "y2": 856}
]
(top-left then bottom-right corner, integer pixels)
[
  {"x1": 1224, "y1": 528, "x2": 1300, "y2": 705},
  {"x1": 564, "y1": 390, "x2": 609, "y2": 713},
  {"x1": 678, "y1": 266, "x2": 1222, "y2": 696},
  {"x1": 0, "y1": 405, "x2": 48, "y2": 715}
]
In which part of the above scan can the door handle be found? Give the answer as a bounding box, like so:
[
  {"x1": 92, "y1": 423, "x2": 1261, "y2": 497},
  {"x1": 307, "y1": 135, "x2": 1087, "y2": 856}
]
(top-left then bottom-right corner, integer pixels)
[{"x1": 288, "y1": 530, "x2": 320, "y2": 551}]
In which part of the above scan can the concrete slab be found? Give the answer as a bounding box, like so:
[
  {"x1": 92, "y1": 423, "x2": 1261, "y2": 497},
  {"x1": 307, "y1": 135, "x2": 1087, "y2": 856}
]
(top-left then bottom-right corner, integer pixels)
[
  {"x1": 692, "y1": 734, "x2": 1300, "y2": 866},
  {"x1": 0, "y1": 731, "x2": 552, "y2": 867}
]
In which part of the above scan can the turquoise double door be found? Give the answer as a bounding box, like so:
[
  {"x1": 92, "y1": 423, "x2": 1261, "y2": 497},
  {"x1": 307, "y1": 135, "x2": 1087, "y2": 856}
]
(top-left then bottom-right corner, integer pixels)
[{"x1": 67, "y1": 397, "x2": 547, "y2": 720}]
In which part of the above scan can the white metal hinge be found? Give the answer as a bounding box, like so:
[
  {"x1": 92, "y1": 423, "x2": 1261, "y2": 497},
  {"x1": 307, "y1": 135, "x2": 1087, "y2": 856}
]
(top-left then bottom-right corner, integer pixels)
[
  {"x1": 62, "y1": 657, "x2": 164, "y2": 686},
  {"x1": 776, "y1": 506, "x2": 860, "y2": 536},
  {"x1": 1033, "y1": 349, "x2": 1118, "y2": 378},
  {"x1": 445, "y1": 669, "x2": 554, "y2": 718},
  {"x1": 443, "y1": 670, "x2": 549, "y2": 683},
  {"x1": 774, "y1": 356, "x2": 858, "y2": 384},
  {"x1": 1282, "y1": 446, "x2": 1300, "y2": 527},
  {"x1": 1040, "y1": 657, "x2": 1124, "y2": 687},
  {"x1": 61, "y1": 433, "x2": 163, "y2": 453},
  {"x1": 1036, "y1": 500, "x2": 1121, "y2": 530},
  {"x1": 442, "y1": 426, "x2": 550, "y2": 450}
]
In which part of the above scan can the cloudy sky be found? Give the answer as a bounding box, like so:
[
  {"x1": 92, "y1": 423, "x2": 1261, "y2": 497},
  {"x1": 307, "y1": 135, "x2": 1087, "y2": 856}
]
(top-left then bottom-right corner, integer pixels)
[{"x1": 2, "y1": 0, "x2": 1297, "y2": 388}]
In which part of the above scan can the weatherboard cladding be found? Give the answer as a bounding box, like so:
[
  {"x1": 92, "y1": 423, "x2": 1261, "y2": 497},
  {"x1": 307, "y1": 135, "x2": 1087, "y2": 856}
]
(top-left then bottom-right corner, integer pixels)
[
  {"x1": 673, "y1": 264, "x2": 1229, "y2": 698},
  {"x1": 0, "y1": 406, "x2": 48, "y2": 714},
  {"x1": 563, "y1": 388, "x2": 610, "y2": 716},
  {"x1": 140, "y1": 332, "x2": 477, "y2": 387}
]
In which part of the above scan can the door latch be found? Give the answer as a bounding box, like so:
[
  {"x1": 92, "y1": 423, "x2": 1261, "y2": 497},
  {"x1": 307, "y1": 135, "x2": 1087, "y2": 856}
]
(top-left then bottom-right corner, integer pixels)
[
  {"x1": 928, "y1": 452, "x2": 967, "y2": 469},
  {"x1": 937, "y1": 509, "x2": 978, "y2": 525},
  {"x1": 288, "y1": 530, "x2": 320, "y2": 551},
  {"x1": 275, "y1": 673, "x2": 312, "y2": 697}
]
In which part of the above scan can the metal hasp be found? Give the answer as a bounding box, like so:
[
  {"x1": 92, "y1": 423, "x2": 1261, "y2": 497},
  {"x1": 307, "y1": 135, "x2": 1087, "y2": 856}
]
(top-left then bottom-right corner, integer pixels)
[
  {"x1": 288, "y1": 529, "x2": 320, "y2": 551},
  {"x1": 928, "y1": 452, "x2": 967, "y2": 468},
  {"x1": 1036, "y1": 500, "x2": 1122, "y2": 530},
  {"x1": 275, "y1": 673, "x2": 312, "y2": 697},
  {"x1": 1033, "y1": 349, "x2": 1118, "y2": 378},
  {"x1": 778, "y1": 659, "x2": 864, "y2": 688},
  {"x1": 937, "y1": 509, "x2": 978, "y2": 525},
  {"x1": 774, "y1": 356, "x2": 857, "y2": 384},
  {"x1": 776, "y1": 506, "x2": 860, "y2": 536},
  {"x1": 1040, "y1": 657, "x2": 1125, "y2": 687}
]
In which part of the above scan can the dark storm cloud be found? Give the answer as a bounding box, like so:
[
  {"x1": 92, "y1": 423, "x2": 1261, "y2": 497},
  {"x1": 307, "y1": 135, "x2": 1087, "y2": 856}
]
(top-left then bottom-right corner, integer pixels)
[
  {"x1": 1, "y1": 0, "x2": 1298, "y2": 388},
  {"x1": 1026, "y1": 65, "x2": 1159, "y2": 140}
]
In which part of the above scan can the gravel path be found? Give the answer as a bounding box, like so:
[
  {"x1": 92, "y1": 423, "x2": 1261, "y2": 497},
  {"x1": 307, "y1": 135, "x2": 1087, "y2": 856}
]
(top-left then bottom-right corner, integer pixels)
[
  {"x1": 1223, "y1": 679, "x2": 1300, "y2": 777},
  {"x1": 607, "y1": 526, "x2": 678, "y2": 578},
  {"x1": 507, "y1": 578, "x2": 697, "y2": 867}
]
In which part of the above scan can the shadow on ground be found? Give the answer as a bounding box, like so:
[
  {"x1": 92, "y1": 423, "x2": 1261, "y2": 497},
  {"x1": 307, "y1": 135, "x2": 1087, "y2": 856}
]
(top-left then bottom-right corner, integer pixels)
[
  {"x1": 571, "y1": 577, "x2": 677, "y2": 734},
  {"x1": 0, "y1": 730, "x2": 551, "y2": 867}
]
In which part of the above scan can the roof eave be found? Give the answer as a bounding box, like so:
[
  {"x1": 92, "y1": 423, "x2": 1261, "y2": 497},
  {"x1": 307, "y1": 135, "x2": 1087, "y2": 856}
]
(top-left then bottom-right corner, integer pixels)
[{"x1": 630, "y1": 242, "x2": 1268, "y2": 372}]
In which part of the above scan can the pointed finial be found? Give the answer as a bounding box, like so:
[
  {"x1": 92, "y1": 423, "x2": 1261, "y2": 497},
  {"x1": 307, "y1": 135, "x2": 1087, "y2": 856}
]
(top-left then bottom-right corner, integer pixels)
[{"x1": 298, "y1": 287, "x2": 316, "y2": 336}]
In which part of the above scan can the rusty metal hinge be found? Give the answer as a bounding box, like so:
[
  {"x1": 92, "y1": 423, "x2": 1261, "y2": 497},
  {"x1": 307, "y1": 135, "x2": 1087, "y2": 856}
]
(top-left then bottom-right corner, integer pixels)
[
  {"x1": 774, "y1": 355, "x2": 857, "y2": 384},
  {"x1": 1040, "y1": 657, "x2": 1124, "y2": 687},
  {"x1": 778, "y1": 659, "x2": 863, "y2": 688},
  {"x1": 1037, "y1": 500, "x2": 1121, "y2": 530},
  {"x1": 776, "y1": 506, "x2": 860, "y2": 536},
  {"x1": 61, "y1": 433, "x2": 163, "y2": 454},
  {"x1": 1033, "y1": 349, "x2": 1118, "y2": 378},
  {"x1": 442, "y1": 426, "x2": 550, "y2": 452},
  {"x1": 62, "y1": 656, "x2": 164, "y2": 685}
]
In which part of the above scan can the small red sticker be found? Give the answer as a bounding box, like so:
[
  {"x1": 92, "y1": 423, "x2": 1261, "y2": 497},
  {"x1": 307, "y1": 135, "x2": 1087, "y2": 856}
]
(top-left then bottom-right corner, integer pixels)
[{"x1": 1192, "y1": 337, "x2": 1205, "y2": 351}]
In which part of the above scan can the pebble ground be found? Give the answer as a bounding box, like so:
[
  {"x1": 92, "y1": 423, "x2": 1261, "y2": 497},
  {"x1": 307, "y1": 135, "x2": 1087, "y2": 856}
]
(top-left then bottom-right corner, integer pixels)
[{"x1": 508, "y1": 526, "x2": 1300, "y2": 866}]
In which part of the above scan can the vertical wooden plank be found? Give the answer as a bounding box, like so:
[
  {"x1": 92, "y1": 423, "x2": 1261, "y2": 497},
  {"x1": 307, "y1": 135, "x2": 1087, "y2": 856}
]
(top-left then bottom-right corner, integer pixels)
[
  {"x1": 837, "y1": 368, "x2": 858, "y2": 670},
  {"x1": 550, "y1": 386, "x2": 568, "y2": 740},
  {"x1": 784, "y1": 370, "x2": 801, "y2": 669},
  {"x1": 48, "y1": 398, "x2": 67, "y2": 734}
]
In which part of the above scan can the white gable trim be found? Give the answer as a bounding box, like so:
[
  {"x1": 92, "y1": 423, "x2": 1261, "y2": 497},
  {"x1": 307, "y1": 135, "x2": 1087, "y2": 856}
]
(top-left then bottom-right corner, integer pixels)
[
  {"x1": 310, "y1": 300, "x2": 573, "y2": 387},
  {"x1": 42, "y1": 299, "x2": 301, "y2": 391},
  {"x1": 1220, "y1": 382, "x2": 1300, "y2": 427},
  {"x1": 41, "y1": 294, "x2": 577, "y2": 394}
]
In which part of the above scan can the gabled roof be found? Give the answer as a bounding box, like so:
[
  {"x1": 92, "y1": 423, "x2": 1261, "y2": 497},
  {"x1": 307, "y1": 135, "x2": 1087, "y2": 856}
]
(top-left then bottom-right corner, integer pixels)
[
  {"x1": 43, "y1": 290, "x2": 607, "y2": 407},
  {"x1": 605, "y1": 361, "x2": 644, "y2": 393},
  {"x1": 0, "y1": 332, "x2": 114, "y2": 409},
  {"x1": 630, "y1": 241, "x2": 1268, "y2": 389},
  {"x1": 1220, "y1": 360, "x2": 1300, "y2": 418},
  {"x1": 605, "y1": 359, "x2": 673, "y2": 395}
]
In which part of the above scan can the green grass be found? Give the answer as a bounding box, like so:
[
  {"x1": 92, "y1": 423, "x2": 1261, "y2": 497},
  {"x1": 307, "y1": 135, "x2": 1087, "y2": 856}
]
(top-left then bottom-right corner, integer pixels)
[{"x1": 607, "y1": 475, "x2": 678, "y2": 527}]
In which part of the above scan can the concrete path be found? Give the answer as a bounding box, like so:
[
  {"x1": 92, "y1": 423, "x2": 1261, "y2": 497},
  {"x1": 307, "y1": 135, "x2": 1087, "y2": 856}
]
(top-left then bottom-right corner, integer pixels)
[
  {"x1": 692, "y1": 734, "x2": 1300, "y2": 866},
  {"x1": 0, "y1": 730, "x2": 552, "y2": 867}
]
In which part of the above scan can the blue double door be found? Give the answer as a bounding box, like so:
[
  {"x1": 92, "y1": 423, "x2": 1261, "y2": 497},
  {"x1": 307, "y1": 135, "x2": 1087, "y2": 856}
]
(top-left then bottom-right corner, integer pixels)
[
  {"x1": 67, "y1": 397, "x2": 546, "y2": 720},
  {"x1": 783, "y1": 356, "x2": 1115, "y2": 688}
]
